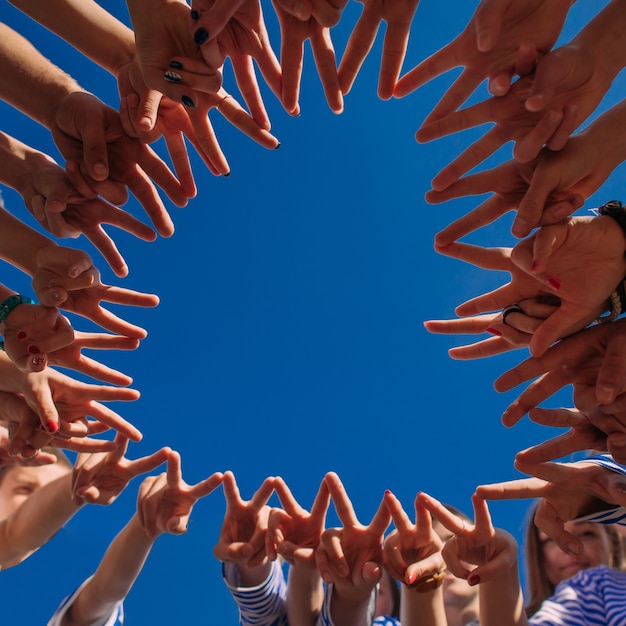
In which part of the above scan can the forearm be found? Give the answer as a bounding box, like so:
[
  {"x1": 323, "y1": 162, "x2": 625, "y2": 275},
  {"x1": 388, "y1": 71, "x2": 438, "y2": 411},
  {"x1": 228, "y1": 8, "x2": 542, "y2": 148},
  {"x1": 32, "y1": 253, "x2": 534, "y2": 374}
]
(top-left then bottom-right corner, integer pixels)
[
  {"x1": 67, "y1": 514, "x2": 155, "y2": 625},
  {"x1": 479, "y1": 564, "x2": 527, "y2": 626},
  {"x1": 0, "y1": 352, "x2": 28, "y2": 393},
  {"x1": 0, "y1": 24, "x2": 83, "y2": 128},
  {"x1": 0, "y1": 473, "x2": 80, "y2": 568},
  {"x1": 579, "y1": 98, "x2": 626, "y2": 170},
  {"x1": 8, "y1": 0, "x2": 135, "y2": 77},
  {"x1": 0, "y1": 205, "x2": 56, "y2": 276},
  {"x1": 287, "y1": 565, "x2": 324, "y2": 626},
  {"x1": 322, "y1": 585, "x2": 375, "y2": 626},
  {"x1": 400, "y1": 585, "x2": 447, "y2": 626},
  {"x1": 574, "y1": 0, "x2": 626, "y2": 83}
]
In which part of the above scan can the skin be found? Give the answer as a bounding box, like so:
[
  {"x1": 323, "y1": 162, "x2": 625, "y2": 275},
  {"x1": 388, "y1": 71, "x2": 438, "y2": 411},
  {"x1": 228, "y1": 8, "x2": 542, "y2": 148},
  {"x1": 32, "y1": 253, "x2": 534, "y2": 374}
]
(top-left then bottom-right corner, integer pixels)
[{"x1": 540, "y1": 521, "x2": 611, "y2": 588}]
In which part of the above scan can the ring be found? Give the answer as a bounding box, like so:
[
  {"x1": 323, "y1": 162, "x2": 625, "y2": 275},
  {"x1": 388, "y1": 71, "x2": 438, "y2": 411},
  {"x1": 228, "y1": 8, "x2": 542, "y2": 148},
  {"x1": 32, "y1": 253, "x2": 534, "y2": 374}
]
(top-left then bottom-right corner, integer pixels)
[
  {"x1": 502, "y1": 304, "x2": 525, "y2": 326},
  {"x1": 454, "y1": 520, "x2": 466, "y2": 536},
  {"x1": 216, "y1": 94, "x2": 232, "y2": 111}
]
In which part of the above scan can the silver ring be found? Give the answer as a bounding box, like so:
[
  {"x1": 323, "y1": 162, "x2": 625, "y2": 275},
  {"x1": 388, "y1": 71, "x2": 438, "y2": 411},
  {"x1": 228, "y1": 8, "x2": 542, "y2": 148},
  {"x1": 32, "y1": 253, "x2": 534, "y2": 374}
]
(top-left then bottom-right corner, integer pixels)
[{"x1": 454, "y1": 520, "x2": 466, "y2": 536}]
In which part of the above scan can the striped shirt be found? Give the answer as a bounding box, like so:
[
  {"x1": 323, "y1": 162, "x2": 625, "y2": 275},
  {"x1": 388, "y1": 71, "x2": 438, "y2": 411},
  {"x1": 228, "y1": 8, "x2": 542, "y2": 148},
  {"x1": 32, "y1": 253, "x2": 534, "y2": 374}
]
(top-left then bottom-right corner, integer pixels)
[
  {"x1": 530, "y1": 565, "x2": 626, "y2": 625},
  {"x1": 573, "y1": 456, "x2": 626, "y2": 526},
  {"x1": 48, "y1": 576, "x2": 124, "y2": 626},
  {"x1": 222, "y1": 561, "x2": 288, "y2": 626}
]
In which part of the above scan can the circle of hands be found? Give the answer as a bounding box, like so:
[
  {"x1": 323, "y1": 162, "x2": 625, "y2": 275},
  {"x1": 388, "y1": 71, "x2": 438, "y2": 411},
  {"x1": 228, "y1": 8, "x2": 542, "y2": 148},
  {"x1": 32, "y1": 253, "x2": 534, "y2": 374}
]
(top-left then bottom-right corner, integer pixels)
[{"x1": 4, "y1": 0, "x2": 626, "y2": 608}]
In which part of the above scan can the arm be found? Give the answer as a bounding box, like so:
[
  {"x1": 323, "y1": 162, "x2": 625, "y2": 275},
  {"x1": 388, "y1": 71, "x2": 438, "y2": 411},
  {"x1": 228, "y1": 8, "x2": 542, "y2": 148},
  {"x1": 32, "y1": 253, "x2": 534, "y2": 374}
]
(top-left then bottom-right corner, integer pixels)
[
  {"x1": 0, "y1": 472, "x2": 80, "y2": 569},
  {"x1": 56, "y1": 452, "x2": 223, "y2": 626}
]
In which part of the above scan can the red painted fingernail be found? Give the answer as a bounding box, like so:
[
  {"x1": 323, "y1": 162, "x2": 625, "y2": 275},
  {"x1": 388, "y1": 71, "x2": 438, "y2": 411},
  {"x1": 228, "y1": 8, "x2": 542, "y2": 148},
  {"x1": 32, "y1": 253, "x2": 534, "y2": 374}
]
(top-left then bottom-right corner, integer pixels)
[
  {"x1": 17, "y1": 331, "x2": 27, "y2": 340},
  {"x1": 28, "y1": 345, "x2": 41, "y2": 355},
  {"x1": 468, "y1": 574, "x2": 480, "y2": 586},
  {"x1": 385, "y1": 489, "x2": 391, "y2": 495},
  {"x1": 46, "y1": 420, "x2": 59, "y2": 434},
  {"x1": 407, "y1": 572, "x2": 417, "y2": 584},
  {"x1": 486, "y1": 327, "x2": 502, "y2": 336},
  {"x1": 547, "y1": 277, "x2": 561, "y2": 290}
]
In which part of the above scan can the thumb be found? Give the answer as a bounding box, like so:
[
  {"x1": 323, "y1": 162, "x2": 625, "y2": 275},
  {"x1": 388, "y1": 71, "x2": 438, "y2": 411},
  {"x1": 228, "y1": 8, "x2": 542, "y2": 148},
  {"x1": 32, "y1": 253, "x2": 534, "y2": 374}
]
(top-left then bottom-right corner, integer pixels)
[{"x1": 136, "y1": 88, "x2": 162, "y2": 132}]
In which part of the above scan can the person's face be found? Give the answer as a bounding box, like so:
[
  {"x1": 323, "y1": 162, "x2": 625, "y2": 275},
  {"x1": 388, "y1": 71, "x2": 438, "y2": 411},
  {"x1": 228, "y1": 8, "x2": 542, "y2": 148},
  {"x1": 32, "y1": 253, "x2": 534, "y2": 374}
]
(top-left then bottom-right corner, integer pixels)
[
  {"x1": 432, "y1": 520, "x2": 479, "y2": 607},
  {"x1": 0, "y1": 463, "x2": 69, "y2": 520},
  {"x1": 540, "y1": 521, "x2": 612, "y2": 587}
]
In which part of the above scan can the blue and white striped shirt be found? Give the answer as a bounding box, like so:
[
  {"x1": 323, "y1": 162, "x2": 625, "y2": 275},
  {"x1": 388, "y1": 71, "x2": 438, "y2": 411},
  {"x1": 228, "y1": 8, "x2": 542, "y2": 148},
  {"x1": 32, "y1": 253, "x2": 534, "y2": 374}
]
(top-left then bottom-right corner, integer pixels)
[
  {"x1": 222, "y1": 561, "x2": 288, "y2": 626},
  {"x1": 530, "y1": 565, "x2": 626, "y2": 625}
]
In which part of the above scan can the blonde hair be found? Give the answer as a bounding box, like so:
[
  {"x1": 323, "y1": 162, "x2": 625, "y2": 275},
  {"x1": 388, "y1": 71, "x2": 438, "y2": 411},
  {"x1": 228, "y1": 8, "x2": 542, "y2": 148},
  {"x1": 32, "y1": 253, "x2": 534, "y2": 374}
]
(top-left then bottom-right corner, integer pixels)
[{"x1": 524, "y1": 501, "x2": 626, "y2": 616}]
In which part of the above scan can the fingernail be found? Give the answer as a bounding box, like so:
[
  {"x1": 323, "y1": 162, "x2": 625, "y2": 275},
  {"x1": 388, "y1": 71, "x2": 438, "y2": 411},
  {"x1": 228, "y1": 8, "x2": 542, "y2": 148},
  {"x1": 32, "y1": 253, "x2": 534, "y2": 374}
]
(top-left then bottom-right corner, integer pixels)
[
  {"x1": 93, "y1": 162, "x2": 107, "y2": 177},
  {"x1": 164, "y1": 71, "x2": 182, "y2": 83},
  {"x1": 598, "y1": 384, "x2": 615, "y2": 404},
  {"x1": 16, "y1": 331, "x2": 27, "y2": 340},
  {"x1": 181, "y1": 95, "x2": 196, "y2": 109},
  {"x1": 274, "y1": 142, "x2": 281, "y2": 150},
  {"x1": 169, "y1": 60, "x2": 184, "y2": 70},
  {"x1": 194, "y1": 27, "x2": 209, "y2": 45},
  {"x1": 407, "y1": 572, "x2": 417, "y2": 584},
  {"x1": 190, "y1": 9, "x2": 199, "y2": 20},
  {"x1": 224, "y1": 171, "x2": 231, "y2": 178},
  {"x1": 547, "y1": 277, "x2": 561, "y2": 290},
  {"x1": 385, "y1": 489, "x2": 391, "y2": 495},
  {"x1": 50, "y1": 290, "x2": 61, "y2": 301},
  {"x1": 46, "y1": 420, "x2": 59, "y2": 434},
  {"x1": 322, "y1": 571, "x2": 333, "y2": 584},
  {"x1": 468, "y1": 574, "x2": 480, "y2": 586},
  {"x1": 32, "y1": 357, "x2": 45, "y2": 367},
  {"x1": 486, "y1": 327, "x2": 502, "y2": 336},
  {"x1": 512, "y1": 218, "x2": 528, "y2": 237},
  {"x1": 28, "y1": 345, "x2": 41, "y2": 355},
  {"x1": 338, "y1": 564, "x2": 350, "y2": 577}
]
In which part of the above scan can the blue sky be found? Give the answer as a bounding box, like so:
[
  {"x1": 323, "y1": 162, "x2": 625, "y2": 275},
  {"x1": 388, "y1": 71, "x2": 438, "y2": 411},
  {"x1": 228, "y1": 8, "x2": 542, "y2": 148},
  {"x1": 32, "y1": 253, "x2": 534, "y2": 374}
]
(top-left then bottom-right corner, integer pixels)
[{"x1": 1, "y1": 0, "x2": 621, "y2": 622}]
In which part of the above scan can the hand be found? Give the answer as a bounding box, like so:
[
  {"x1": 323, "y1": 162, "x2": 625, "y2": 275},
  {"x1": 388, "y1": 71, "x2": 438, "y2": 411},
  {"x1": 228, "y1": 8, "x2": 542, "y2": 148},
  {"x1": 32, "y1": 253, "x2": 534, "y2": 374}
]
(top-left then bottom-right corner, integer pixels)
[
  {"x1": 394, "y1": 0, "x2": 573, "y2": 112},
  {"x1": 187, "y1": 0, "x2": 283, "y2": 128},
  {"x1": 0, "y1": 404, "x2": 56, "y2": 464},
  {"x1": 514, "y1": 407, "x2": 626, "y2": 464},
  {"x1": 267, "y1": 476, "x2": 330, "y2": 568},
  {"x1": 382, "y1": 490, "x2": 444, "y2": 585},
  {"x1": 31, "y1": 246, "x2": 159, "y2": 339},
  {"x1": 476, "y1": 458, "x2": 626, "y2": 557},
  {"x1": 45, "y1": 331, "x2": 139, "y2": 387},
  {"x1": 19, "y1": 158, "x2": 156, "y2": 278},
  {"x1": 17, "y1": 364, "x2": 141, "y2": 440},
  {"x1": 52, "y1": 91, "x2": 188, "y2": 237},
  {"x1": 315, "y1": 472, "x2": 391, "y2": 600},
  {"x1": 417, "y1": 44, "x2": 610, "y2": 191},
  {"x1": 494, "y1": 308, "x2": 626, "y2": 427},
  {"x1": 427, "y1": 135, "x2": 612, "y2": 244},
  {"x1": 419, "y1": 492, "x2": 518, "y2": 585},
  {"x1": 338, "y1": 0, "x2": 420, "y2": 99},
  {"x1": 424, "y1": 297, "x2": 557, "y2": 359},
  {"x1": 213, "y1": 472, "x2": 276, "y2": 568},
  {"x1": 125, "y1": 0, "x2": 222, "y2": 108},
  {"x1": 271, "y1": 0, "x2": 344, "y2": 115},
  {"x1": 71, "y1": 433, "x2": 170, "y2": 506},
  {"x1": 0, "y1": 299, "x2": 74, "y2": 373},
  {"x1": 137, "y1": 450, "x2": 223, "y2": 538}
]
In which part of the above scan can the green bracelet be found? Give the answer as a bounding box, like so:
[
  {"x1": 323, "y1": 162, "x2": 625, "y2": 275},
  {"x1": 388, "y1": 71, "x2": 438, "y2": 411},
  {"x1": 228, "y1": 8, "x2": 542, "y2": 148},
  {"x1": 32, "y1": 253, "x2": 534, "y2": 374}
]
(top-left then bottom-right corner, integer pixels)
[{"x1": 0, "y1": 294, "x2": 35, "y2": 325}]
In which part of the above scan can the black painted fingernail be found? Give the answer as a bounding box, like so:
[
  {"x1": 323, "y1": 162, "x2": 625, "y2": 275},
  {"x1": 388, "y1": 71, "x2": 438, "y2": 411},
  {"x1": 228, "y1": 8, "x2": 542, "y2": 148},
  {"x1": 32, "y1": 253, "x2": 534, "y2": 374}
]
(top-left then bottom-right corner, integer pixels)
[
  {"x1": 169, "y1": 60, "x2": 184, "y2": 70},
  {"x1": 224, "y1": 171, "x2": 231, "y2": 178},
  {"x1": 194, "y1": 27, "x2": 209, "y2": 45},
  {"x1": 190, "y1": 9, "x2": 199, "y2": 20},
  {"x1": 164, "y1": 71, "x2": 182, "y2": 83},
  {"x1": 181, "y1": 95, "x2": 196, "y2": 108},
  {"x1": 274, "y1": 142, "x2": 281, "y2": 150}
]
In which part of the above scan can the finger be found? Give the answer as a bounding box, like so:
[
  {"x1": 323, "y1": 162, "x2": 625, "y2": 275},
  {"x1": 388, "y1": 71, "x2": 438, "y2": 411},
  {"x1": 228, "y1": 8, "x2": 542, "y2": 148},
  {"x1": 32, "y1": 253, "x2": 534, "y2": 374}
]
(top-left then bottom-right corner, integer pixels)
[
  {"x1": 377, "y1": 17, "x2": 416, "y2": 101},
  {"x1": 126, "y1": 446, "x2": 172, "y2": 481},
  {"x1": 422, "y1": 69, "x2": 482, "y2": 127},
  {"x1": 222, "y1": 471, "x2": 242, "y2": 507},
  {"x1": 475, "y1": 476, "x2": 547, "y2": 501},
  {"x1": 310, "y1": 26, "x2": 343, "y2": 114},
  {"x1": 229, "y1": 54, "x2": 271, "y2": 131},
  {"x1": 416, "y1": 101, "x2": 490, "y2": 144},
  {"x1": 596, "y1": 328, "x2": 626, "y2": 405},
  {"x1": 546, "y1": 104, "x2": 578, "y2": 152},
  {"x1": 368, "y1": 494, "x2": 392, "y2": 536},
  {"x1": 279, "y1": 19, "x2": 305, "y2": 115},
  {"x1": 417, "y1": 492, "x2": 465, "y2": 535},
  {"x1": 273, "y1": 476, "x2": 302, "y2": 514},
  {"x1": 324, "y1": 471, "x2": 359, "y2": 526},
  {"x1": 85, "y1": 402, "x2": 142, "y2": 442},
  {"x1": 185, "y1": 108, "x2": 229, "y2": 176},
  {"x1": 190, "y1": 471, "x2": 224, "y2": 499},
  {"x1": 473, "y1": 0, "x2": 503, "y2": 51},
  {"x1": 533, "y1": 500, "x2": 582, "y2": 558},
  {"x1": 435, "y1": 196, "x2": 512, "y2": 247},
  {"x1": 217, "y1": 93, "x2": 280, "y2": 150},
  {"x1": 394, "y1": 41, "x2": 456, "y2": 98},
  {"x1": 434, "y1": 241, "x2": 511, "y2": 272},
  {"x1": 529, "y1": 305, "x2": 585, "y2": 358},
  {"x1": 383, "y1": 491, "x2": 412, "y2": 533},
  {"x1": 447, "y1": 335, "x2": 522, "y2": 360},
  {"x1": 513, "y1": 109, "x2": 564, "y2": 163},
  {"x1": 337, "y1": 9, "x2": 379, "y2": 95},
  {"x1": 250, "y1": 476, "x2": 276, "y2": 510},
  {"x1": 431, "y1": 128, "x2": 504, "y2": 191}
]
